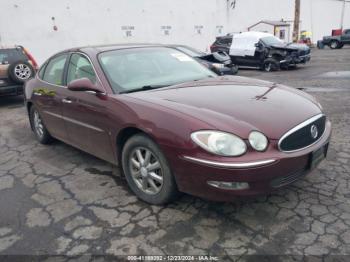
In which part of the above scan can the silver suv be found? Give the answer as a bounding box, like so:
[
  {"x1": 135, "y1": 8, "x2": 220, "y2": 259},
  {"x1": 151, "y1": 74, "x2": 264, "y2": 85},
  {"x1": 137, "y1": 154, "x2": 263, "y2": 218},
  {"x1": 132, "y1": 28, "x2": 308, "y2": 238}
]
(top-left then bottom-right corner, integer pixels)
[{"x1": 0, "y1": 45, "x2": 37, "y2": 96}]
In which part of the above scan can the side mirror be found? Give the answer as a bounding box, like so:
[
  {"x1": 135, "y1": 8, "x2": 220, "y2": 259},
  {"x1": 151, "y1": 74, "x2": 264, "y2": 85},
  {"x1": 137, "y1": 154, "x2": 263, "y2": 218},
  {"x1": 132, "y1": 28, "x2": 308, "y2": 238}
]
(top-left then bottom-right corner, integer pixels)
[
  {"x1": 254, "y1": 43, "x2": 261, "y2": 48},
  {"x1": 67, "y1": 78, "x2": 104, "y2": 93}
]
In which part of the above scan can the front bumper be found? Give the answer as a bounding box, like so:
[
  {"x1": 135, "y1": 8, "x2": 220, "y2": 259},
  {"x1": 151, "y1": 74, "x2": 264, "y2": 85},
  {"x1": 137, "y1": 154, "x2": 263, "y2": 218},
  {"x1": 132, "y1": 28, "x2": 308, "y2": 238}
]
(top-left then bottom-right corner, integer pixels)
[
  {"x1": 281, "y1": 54, "x2": 311, "y2": 65},
  {"x1": 165, "y1": 120, "x2": 331, "y2": 201}
]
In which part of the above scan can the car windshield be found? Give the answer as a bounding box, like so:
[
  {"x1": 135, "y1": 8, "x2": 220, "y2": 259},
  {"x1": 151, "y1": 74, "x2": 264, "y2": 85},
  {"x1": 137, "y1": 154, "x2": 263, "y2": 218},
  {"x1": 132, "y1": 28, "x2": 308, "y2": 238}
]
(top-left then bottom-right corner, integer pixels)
[
  {"x1": 174, "y1": 46, "x2": 206, "y2": 57},
  {"x1": 261, "y1": 36, "x2": 284, "y2": 46},
  {"x1": 98, "y1": 47, "x2": 216, "y2": 93}
]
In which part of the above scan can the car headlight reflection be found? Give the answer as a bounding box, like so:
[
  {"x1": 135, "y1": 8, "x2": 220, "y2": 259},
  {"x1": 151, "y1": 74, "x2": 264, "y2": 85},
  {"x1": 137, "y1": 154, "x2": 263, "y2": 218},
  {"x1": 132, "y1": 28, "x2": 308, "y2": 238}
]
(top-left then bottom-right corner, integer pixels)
[
  {"x1": 248, "y1": 131, "x2": 268, "y2": 151},
  {"x1": 191, "y1": 131, "x2": 247, "y2": 156},
  {"x1": 211, "y1": 63, "x2": 225, "y2": 69}
]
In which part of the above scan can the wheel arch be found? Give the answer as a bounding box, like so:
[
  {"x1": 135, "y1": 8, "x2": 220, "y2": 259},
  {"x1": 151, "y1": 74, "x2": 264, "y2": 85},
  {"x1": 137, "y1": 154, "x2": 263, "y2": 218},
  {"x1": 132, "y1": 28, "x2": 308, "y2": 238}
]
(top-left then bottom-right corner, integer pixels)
[
  {"x1": 26, "y1": 101, "x2": 34, "y2": 130},
  {"x1": 116, "y1": 126, "x2": 159, "y2": 166}
]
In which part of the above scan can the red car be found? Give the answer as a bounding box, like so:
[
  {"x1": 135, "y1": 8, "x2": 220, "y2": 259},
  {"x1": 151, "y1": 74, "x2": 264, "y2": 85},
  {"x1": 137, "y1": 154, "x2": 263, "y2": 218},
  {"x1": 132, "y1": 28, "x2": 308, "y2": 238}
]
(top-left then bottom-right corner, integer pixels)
[{"x1": 24, "y1": 44, "x2": 331, "y2": 204}]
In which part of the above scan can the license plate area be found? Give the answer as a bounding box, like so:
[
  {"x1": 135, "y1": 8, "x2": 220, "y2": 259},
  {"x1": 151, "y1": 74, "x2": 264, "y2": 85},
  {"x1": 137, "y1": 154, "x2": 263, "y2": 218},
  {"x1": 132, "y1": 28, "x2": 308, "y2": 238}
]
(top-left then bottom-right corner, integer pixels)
[{"x1": 309, "y1": 143, "x2": 328, "y2": 169}]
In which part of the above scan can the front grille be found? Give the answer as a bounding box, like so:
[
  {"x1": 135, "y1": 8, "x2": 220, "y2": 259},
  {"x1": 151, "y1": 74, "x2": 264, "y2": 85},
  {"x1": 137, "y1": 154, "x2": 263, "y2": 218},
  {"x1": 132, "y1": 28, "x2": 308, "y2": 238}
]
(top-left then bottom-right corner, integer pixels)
[
  {"x1": 298, "y1": 49, "x2": 310, "y2": 56},
  {"x1": 279, "y1": 114, "x2": 326, "y2": 152},
  {"x1": 270, "y1": 169, "x2": 306, "y2": 188}
]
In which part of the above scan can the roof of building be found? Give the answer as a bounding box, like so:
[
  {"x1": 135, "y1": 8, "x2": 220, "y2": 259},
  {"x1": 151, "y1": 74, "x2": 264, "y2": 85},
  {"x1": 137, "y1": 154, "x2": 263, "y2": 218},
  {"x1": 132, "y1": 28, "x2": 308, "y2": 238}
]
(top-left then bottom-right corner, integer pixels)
[{"x1": 248, "y1": 20, "x2": 290, "y2": 30}]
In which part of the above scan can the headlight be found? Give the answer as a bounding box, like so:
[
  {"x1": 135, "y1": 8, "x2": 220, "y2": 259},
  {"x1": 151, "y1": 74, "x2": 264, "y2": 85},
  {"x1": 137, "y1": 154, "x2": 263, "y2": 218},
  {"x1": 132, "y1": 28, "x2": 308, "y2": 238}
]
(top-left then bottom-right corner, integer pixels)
[
  {"x1": 191, "y1": 131, "x2": 247, "y2": 156},
  {"x1": 211, "y1": 63, "x2": 225, "y2": 69},
  {"x1": 248, "y1": 131, "x2": 268, "y2": 151}
]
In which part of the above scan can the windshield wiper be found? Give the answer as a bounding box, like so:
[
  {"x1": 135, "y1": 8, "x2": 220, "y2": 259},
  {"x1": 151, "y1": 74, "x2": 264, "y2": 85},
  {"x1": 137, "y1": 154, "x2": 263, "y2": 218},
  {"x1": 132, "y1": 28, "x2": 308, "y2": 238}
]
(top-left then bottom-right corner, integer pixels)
[{"x1": 120, "y1": 84, "x2": 170, "y2": 94}]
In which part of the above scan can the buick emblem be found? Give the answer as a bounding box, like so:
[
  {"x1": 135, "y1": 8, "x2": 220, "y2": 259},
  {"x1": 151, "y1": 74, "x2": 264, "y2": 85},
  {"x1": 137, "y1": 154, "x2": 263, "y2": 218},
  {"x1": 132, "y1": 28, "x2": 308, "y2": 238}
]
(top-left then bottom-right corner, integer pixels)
[{"x1": 310, "y1": 125, "x2": 318, "y2": 139}]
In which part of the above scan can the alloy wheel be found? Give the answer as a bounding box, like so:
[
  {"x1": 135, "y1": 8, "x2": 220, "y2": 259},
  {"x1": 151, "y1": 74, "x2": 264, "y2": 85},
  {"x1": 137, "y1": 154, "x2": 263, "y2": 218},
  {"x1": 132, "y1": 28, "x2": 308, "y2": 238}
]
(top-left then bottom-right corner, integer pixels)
[
  {"x1": 265, "y1": 62, "x2": 272, "y2": 72},
  {"x1": 128, "y1": 147, "x2": 163, "y2": 195},
  {"x1": 33, "y1": 110, "x2": 44, "y2": 138},
  {"x1": 14, "y1": 64, "x2": 32, "y2": 80}
]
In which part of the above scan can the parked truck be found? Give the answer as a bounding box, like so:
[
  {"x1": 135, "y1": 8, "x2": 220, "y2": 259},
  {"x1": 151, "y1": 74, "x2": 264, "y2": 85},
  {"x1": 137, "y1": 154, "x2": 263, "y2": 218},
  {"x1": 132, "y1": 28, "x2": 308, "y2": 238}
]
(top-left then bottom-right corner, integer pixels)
[{"x1": 318, "y1": 29, "x2": 350, "y2": 49}]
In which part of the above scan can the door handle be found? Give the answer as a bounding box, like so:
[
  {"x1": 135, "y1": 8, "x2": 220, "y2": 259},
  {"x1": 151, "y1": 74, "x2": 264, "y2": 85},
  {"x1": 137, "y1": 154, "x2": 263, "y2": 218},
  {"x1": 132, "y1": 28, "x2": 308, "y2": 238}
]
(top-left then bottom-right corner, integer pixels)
[{"x1": 62, "y1": 98, "x2": 73, "y2": 104}]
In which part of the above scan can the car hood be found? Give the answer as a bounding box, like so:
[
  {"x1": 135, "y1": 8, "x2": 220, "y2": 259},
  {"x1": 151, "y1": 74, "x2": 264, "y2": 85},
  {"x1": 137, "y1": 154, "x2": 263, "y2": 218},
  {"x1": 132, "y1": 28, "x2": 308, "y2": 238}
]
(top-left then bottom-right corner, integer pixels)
[
  {"x1": 271, "y1": 43, "x2": 310, "y2": 51},
  {"x1": 287, "y1": 43, "x2": 310, "y2": 51},
  {"x1": 126, "y1": 76, "x2": 322, "y2": 139}
]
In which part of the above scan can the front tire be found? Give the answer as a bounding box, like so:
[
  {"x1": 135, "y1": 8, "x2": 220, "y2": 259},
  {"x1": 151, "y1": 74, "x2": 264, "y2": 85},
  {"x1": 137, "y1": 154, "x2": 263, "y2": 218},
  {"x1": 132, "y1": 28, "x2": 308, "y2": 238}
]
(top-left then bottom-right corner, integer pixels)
[
  {"x1": 230, "y1": 65, "x2": 239, "y2": 75},
  {"x1": 29, "y1": 106, "x2": 53, "y2": 144},
  {"x1": 263, "y1": 58, "x2": 280, "y2": 72},
  {"x1": 121, "y1": 134, "x2": 179, "y2": 205}
]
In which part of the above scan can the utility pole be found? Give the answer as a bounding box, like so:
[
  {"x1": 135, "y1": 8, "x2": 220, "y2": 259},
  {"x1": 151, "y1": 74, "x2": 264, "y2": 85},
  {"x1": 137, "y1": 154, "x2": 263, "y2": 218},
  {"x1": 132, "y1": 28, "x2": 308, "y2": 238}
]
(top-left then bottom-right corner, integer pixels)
[
  {"x1": 340, "y1": 0, "x2": 346, "y2": 29},
  {"x1": 292, "y1": 0, "x2": 300, "y2": 42}
]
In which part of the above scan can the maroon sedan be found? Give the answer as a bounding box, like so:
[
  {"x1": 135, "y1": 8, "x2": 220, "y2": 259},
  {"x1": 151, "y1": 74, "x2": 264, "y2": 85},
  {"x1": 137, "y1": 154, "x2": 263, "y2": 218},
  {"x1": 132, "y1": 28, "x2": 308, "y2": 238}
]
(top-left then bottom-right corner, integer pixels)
[{"x1": 24, "y1": 44, "x2": 331, "y2": 204}]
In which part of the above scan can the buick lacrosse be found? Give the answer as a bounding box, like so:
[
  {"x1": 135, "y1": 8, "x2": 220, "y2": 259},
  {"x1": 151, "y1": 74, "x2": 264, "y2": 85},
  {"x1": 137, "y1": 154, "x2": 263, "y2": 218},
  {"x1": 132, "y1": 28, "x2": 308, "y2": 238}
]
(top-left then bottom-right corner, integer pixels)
[{"x1": 24, "y1": 44, "x2": 331, "y2": 204}]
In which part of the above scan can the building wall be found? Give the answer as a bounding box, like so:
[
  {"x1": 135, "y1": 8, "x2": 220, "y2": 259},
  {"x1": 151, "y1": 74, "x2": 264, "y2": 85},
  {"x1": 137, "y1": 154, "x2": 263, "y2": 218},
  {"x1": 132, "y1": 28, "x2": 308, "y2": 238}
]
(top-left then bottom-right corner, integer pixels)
[{"x1": 0, "y1": 0, "x2": 349, "y2": 64}]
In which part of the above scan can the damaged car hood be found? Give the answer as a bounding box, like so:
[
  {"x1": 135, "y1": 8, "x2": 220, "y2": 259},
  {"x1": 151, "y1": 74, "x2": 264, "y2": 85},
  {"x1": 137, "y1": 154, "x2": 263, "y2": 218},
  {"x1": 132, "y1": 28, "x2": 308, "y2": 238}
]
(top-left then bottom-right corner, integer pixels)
[{"x1": 271, "y1": 43, "x2": 310, "y2": 52}]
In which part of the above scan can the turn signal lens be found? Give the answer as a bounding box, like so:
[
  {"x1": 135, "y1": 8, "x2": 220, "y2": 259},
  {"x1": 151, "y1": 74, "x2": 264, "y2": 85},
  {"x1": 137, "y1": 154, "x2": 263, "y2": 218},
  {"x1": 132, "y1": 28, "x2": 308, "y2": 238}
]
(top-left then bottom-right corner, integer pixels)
[{"x1": 248, "y1": 131, "x2": 269, "y2": 151}]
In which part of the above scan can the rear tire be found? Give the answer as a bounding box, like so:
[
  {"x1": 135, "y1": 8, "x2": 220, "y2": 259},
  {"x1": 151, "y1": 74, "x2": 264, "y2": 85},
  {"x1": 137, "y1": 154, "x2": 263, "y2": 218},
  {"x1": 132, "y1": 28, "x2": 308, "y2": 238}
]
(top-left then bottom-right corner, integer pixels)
[
  {"x1": 330, "y1": 40, "x2": 340, "y2": 49},
  {"x1": 121, "y1": 134, "x2": 179, "y2": 205},
  {"x1": 29, "y1": 106, "x2": 53, "y2": 144}
]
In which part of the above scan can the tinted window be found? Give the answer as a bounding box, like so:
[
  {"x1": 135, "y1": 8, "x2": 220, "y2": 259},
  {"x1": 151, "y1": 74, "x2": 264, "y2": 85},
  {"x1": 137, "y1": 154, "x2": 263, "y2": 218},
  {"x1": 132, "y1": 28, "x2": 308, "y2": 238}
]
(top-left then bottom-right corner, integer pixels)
[
  {"x1": 0, "y1": 48, "x2": 27, "y2": 64},
  {"x1": 261, "y1": 36, "x2": 284, "y2": 45},
  {"x1": 67, "y1": 53, "x2": 96, "y2": 84},
  {"x1": 42, "y1": 54, "x2": 68, "y2": 85},
  {"x1": 216, "y1": 38, "x2": 232, "y2": 45},
  {"x1": 99, "y1": 47, "x2": 216, "y2": 93}
]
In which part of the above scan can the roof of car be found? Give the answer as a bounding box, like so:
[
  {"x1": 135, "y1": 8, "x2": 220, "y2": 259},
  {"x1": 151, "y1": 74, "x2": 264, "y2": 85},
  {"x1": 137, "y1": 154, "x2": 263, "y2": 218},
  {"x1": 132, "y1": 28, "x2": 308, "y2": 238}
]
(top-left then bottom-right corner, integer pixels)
[
  {"x1": 0, "y1": 45, "x2": 22, "y2": 49},
  {"x1": 70, "y1": 43, "x2": 165, "y2": 53},
  {"x1": 233, "y1": 31, "x2": 273, "y2": 39}
]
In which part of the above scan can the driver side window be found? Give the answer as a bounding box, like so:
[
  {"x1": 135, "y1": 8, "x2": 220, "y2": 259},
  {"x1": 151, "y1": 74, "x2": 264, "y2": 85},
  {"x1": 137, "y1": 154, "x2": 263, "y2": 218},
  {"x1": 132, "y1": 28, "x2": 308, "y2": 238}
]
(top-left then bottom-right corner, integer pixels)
[{"x1": 67, "y1": 53, "x2": 96, "y2": 84}]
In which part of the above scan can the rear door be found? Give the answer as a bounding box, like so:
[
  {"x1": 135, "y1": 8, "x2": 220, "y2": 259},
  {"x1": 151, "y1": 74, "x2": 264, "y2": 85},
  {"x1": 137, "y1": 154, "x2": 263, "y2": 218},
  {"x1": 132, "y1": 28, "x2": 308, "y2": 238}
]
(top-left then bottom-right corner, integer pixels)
[
  {"x1": 229, "y1": 36, "x2": 259, "y2": 66},
  {"x1": 34, "y1": 53, "x2": 69, "y2": 141},
  {"x1": 60, "y1": 52, "x2": 114, "y2": 162}
]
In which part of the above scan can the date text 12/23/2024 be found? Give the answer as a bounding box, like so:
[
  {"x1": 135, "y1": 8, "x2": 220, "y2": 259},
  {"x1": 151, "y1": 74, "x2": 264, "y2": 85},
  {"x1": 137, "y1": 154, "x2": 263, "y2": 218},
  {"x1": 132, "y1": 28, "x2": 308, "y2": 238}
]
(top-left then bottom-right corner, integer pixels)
[{"x1": 127, "y1": 255, "x2": 219, "y2": 261}]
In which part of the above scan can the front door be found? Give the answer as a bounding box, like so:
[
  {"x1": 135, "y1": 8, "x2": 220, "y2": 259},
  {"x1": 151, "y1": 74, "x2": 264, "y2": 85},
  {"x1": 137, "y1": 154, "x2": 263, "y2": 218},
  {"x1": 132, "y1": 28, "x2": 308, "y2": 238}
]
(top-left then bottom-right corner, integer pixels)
[
  {"x1": 61, "y1": 53, "x2": 114, "y2": 162},
  {"x1": 341, "y1": 29, "x2": 350, "y2": 44}
]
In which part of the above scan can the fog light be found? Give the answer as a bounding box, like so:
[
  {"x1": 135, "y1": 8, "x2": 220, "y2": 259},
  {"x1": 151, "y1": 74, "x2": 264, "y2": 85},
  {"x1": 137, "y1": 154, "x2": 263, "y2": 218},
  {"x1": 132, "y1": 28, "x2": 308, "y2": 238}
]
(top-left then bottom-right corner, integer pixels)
[{"x1": 207, "y1": 181, "x2": 249, "y2": 190}]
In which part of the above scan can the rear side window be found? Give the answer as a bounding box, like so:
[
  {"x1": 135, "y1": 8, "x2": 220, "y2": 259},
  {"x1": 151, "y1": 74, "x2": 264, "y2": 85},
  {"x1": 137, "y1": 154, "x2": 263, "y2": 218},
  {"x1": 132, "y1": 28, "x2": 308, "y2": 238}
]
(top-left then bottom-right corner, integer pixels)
[
  {"x1": 67, "y1": 53, "x2": 96, "y2": 84},
  {"x1": 42, "y1": 54, "x2": 68, "y2": 85},
  {"x1": 0, "y1": 48, "x2": 27, "y2": 64},
  {"x1": 216, "y1": 38, "x2": 232, "y2": 46}
]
